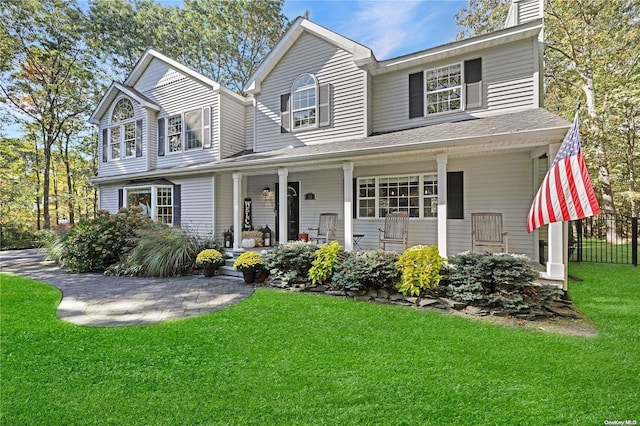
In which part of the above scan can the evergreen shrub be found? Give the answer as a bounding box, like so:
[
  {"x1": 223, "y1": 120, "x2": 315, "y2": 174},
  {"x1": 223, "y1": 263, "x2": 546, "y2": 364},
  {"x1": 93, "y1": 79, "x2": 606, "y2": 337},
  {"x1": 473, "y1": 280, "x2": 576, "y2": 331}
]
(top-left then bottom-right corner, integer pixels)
[{"x1": 332, "y1": 250, "x2": 400, "y2": 291}]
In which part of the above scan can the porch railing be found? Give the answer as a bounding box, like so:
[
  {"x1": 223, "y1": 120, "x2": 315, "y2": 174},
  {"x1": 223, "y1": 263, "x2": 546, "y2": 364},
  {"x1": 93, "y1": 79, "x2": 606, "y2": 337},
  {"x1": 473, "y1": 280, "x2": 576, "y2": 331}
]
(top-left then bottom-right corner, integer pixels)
[{"x1": 569, "y1": 213, "x2": 638, "y2": 266}]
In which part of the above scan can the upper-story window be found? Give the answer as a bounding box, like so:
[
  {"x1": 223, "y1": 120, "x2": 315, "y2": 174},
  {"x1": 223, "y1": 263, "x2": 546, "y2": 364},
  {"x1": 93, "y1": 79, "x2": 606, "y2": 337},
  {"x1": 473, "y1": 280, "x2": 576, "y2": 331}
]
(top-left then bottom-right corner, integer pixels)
[
  {"x1": 409, "y1": 58, "x2": 482, "y2": 119},
  {"x1": 107, "y1": 98, "x2": 139, "y2": 161},
  {"x1": 425, "y1": 64, "x2": 461, "y2": 114},
  {"x1": 292, "y1": 73, "x2": 318, "y2": 130},
  {"x1": 280, "y1": 74, "x2": 331, "y2": 133},
  {"x1": 161, "y1": 107, "x2": 208, "y2": 155}
]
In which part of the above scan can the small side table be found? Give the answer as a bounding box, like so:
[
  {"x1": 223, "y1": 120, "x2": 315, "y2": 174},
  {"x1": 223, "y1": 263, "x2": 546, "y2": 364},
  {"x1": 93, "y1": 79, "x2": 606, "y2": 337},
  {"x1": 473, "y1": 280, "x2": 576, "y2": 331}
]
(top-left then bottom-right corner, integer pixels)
[{"x1": 353, "y1": 234, "x2": 365, "y2": 250}]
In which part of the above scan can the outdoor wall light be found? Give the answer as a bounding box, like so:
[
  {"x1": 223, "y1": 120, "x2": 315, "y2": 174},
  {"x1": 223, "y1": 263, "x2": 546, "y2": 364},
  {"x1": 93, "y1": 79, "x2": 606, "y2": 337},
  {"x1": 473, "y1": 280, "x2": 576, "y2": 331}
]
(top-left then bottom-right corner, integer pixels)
[{"x1": 262, "y1": 185, "x2": 272, "y2": 198}]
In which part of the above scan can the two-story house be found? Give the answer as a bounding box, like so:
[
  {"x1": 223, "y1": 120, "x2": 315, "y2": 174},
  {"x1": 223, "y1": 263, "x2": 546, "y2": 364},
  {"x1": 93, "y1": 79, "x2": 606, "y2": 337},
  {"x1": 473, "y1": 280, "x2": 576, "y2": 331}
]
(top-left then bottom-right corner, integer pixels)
[{"x1": 90, "y1": 0, "x2": 570, "y2": 283}]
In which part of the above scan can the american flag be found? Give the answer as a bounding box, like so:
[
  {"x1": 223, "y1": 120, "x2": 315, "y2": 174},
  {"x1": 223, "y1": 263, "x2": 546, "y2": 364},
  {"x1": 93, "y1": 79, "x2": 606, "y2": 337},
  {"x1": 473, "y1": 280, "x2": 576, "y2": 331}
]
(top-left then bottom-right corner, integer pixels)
[{"x1": 527, "y1": 113, "x2": 600, "y2": 233}]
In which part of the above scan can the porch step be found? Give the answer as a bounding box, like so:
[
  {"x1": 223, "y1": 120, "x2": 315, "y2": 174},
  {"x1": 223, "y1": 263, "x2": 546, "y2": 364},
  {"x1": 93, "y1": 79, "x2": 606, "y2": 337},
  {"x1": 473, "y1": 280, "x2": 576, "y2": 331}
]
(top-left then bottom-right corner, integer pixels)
[{"x1": 218, "y1": 249, "x2": 270, "y2": 278}]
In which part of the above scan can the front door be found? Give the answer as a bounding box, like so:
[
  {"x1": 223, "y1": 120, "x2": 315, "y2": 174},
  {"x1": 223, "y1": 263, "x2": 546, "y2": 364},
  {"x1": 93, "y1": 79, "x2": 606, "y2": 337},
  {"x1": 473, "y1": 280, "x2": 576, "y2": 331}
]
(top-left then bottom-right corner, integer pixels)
[{"x1": 275, "y1": 182, "x2": 300, "y2": 241}]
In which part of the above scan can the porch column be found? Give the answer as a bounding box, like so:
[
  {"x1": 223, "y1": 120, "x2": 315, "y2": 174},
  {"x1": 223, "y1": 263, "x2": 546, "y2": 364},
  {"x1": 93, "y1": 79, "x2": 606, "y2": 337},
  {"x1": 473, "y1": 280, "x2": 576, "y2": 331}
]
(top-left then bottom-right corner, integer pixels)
[
  {"x1": 343, "y1": 162, "x2": 354, "y2": 252},
  {"x1": 437, "y1": 154, "x2": 448, "y2": 257},
  {"x1": 545, "y1": 143, "x2": 566, "y2": 282},
  {"x1": 278, "y1": 168, "x2": 288, "y2": 244},
  {"x1": 232, "y1": 172, "x2": 242, "y2": 251}
]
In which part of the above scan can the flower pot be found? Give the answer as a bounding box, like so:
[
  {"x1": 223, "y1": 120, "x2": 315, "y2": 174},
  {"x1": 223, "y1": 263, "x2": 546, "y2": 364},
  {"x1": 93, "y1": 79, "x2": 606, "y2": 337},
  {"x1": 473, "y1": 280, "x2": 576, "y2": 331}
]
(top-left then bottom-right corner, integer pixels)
[
  {"x1": 203, "y1": 266, "x2": 216, "y2": 278},
  {"x1": 243, "y1": 271, "x2": 256, "y2": 284}
]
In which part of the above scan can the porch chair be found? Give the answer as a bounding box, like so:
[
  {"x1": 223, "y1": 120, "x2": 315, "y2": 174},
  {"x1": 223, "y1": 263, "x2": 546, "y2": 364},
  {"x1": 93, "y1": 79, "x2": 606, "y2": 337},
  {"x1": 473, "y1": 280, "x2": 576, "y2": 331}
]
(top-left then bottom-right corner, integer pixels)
[
  {"x1": 378, "y1": 211, "x2": 409, "y2": 251},
  {"x1": 308, "y1": 213, "x2": 338, "y2": 244},
  {"x1": 471, "y1": 212, "x2": 509, "y2": 253}
]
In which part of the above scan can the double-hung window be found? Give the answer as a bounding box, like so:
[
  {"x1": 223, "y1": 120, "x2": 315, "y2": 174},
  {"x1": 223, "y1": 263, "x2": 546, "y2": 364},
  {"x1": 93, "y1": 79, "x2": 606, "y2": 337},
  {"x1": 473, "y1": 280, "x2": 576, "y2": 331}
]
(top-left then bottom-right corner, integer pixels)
[
  {"x1": 164, "y1": 108, "x2": 206, "y2": 154},
  {"x1": 292, "y1": 73, "x2": 318, "y2": 130},
  {"x1": 425, "y1": 64, "x2": 462, "y2": 114},
  {"x1": 109, "y1": 98, "x2": 135, "y2": 160},
  {"x1": 167, "y1": 115, "x2": 182, "y2": 153},
  {"x1": 357, "y1": 174, "x2": 438, "y2": 218},
  {"x1": 125, "y1": 185, "x2": 173, "y2": 225}
]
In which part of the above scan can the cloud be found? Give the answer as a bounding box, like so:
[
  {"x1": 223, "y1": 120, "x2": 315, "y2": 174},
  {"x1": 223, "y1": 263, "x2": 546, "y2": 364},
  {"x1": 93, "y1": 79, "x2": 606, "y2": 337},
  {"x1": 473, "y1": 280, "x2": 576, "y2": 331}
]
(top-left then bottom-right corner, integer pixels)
[
  {"x1": 348, "y1": 1, "x2": 424, "y2": 58},
  {"x1": 339, "y1": 0, "x2": 460, "y2": 59}
]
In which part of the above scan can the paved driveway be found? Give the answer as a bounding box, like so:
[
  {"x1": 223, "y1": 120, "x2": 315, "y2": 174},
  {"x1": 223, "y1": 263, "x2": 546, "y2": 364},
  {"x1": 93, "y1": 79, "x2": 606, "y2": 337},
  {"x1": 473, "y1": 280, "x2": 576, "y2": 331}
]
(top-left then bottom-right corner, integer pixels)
[{"x1": 1, "y1": 249, "x2": 253, "y2": 327}]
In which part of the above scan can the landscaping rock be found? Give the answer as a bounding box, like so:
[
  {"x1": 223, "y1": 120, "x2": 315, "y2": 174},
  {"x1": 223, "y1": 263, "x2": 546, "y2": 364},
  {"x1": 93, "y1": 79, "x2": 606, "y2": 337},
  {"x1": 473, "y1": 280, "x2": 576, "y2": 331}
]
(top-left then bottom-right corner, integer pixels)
[
  {"x1": 389, "y1": 293, "x2": 404, "y2": 301},
  {"x1": 374, "y1": 297, "x2": 389, "y2": 304},
  {"x1": 440, "y1": 298, "x2": 467, "y2": 310},
  {"x1": 325, "y1": 290, "x2": 346, "y2": 297},
  {"x1": 418, "y1": 298, "x2": 439, "y2": 307},
  {"x1": 366, "y1": 289, "x2": 378, "y2": 298},
  {"x1": 354, "y1": 296, "x2": 371, "y2": 302},
  {"x1": 464, "y1": 306, "x2": 488, "y2": 316},
  {"x1": 405, "y1": 297, "x2": 418, "y2": 305},
  {"x1": 347, "y1": 290, "x2": 366, "y2": 297},
  {"x1": 308, "y1": 285, "x2": 329, "y2": 293},
  {"x1": 546, "y1": 306, "x2": 581, "y2": 319},
  {"x1": 378, "y1": 289, "x2": 390, "y2": 298}
]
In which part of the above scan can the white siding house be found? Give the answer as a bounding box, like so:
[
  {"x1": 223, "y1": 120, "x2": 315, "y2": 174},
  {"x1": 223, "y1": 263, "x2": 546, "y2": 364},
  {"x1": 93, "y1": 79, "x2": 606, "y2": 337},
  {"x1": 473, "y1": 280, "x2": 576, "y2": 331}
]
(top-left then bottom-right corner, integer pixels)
[{"x1": 90, "y1": 0, "x2": 570, "y2": 283}]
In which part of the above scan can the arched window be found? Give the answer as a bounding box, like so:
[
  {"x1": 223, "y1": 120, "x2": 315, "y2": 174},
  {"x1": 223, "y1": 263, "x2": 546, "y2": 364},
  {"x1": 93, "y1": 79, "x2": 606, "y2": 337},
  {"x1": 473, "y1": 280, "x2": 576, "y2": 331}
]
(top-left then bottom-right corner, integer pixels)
[
  {"x1": 111, "y1": 98, "x2": 134, "y2": 123},
  {"x1": 291, "y1": 73, "x2": 318, "y2": 130},
  {"x1": 109, "y1": 98, "x2": 136, "y2": 160}
]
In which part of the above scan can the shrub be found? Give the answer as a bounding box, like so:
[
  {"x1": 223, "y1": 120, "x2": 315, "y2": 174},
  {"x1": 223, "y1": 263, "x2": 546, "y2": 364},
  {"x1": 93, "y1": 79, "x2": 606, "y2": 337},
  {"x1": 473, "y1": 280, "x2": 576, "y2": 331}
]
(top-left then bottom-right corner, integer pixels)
[
  {"x1": 264, "y1": 241, "x2": 319, "y2": 286},
  {"x1": 332, "y1": 250, "x2": 401, "y2": 291},
  {"x1": 0, "y1": 224, "x2": 37, "y2": 249},
  {"x1": 125, "y1": 227, "x2": 221, "y2": 277},
  {"x1": 62, "y1": 208, "x2": 155, "y2": 272},
  {"x1": 233, "y1": 251, "x2": 264, "y2": 273},
  {"x1": 444, "y1": 251, "x2": 561, "y2": 313},
  {"x1": 396, "y1": 245, "x2": 445, "y2": 296},
  {"x1": 308, "y1": 241, "x2": 343, "y2": 285},
  {"x1": 196, "y1": 249, "x2": 225, "y2": 269}
]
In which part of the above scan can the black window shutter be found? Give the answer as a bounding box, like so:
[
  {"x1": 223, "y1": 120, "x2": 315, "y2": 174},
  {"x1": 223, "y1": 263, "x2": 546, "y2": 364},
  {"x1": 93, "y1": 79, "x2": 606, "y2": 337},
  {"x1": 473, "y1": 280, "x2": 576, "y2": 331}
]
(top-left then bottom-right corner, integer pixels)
[
  {"x1": 102, "y1": 129, "x2": 108, "y2": 162},
  {"x1": 280, "y1": 93, "x2": 290, "y2": 133},
  {"x1": 447, "y1": 171, "x2": 464, "y2": 219},
  {"x1": 173, "y1": 184, "x2": 181, "y2": 227},
  {"x1": 464, "y1": 58, "x2": 482, "y2": 84},
  {"x1": 157, "y1": 118, "x2": 165, "y2": 156},
  {"x1": 352, "y1": 178, "x2": 357, "y2": 219},
  {"x1": 135, "y1": 119, "x2": 143, "y2": 157},
  {"x1": 408, "y1": 72, "x2": 424, "y2": 119},
  {"x1": 118, "y1": 188, "x2": 123, "y2": 210}
]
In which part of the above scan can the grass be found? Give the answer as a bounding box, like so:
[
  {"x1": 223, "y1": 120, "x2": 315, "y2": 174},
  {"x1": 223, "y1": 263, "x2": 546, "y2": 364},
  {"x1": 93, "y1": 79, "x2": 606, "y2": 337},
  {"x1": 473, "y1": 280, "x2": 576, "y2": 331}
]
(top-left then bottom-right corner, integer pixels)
[{"x1": 1, "y1": 264, "x2": 639, "y2": 425}]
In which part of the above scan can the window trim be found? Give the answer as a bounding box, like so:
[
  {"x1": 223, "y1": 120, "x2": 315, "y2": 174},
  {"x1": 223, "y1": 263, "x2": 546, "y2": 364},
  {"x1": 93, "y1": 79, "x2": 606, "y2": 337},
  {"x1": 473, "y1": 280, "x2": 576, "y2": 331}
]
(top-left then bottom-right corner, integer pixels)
[
  {"x1": 356, "y1": 174, "x2": 438, "y2": 219},
  {"x1": 108, "y1": 97, "x2": 137, "y2": 162},
  {"x1": 291, "y1": 73, "x2": 318, "y2": 132},
  {"x1": 123, "y1": 184, "x2": 174, "y2": 226},
  {"x1": 424, "y1": 62, "x2": 464, "y2": 116},
  {"x1": 163, "y1": 108, "x2": 207, "y2": 154}
]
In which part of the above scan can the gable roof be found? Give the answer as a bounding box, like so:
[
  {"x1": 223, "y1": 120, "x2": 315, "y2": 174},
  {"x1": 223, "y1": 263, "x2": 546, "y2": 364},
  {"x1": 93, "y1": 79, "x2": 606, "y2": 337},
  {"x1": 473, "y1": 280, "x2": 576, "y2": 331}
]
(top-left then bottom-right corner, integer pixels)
[
  {"x1": 88, "y1": 82, "x2": 160, "y2": 125},
  {"x1": 124, "y1": 48, "x2": 247, "y2": 103},
  {"x1": 244, "y1": 17, "x2": 375, "y2": 94}
]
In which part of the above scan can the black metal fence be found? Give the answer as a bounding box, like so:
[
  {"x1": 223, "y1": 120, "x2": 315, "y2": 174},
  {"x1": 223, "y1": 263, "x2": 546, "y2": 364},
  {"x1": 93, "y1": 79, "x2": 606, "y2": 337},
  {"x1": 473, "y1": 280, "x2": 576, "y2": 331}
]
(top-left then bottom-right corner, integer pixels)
[{"x1": 569, "y1": 213, "x2": 638, "y2": 266}]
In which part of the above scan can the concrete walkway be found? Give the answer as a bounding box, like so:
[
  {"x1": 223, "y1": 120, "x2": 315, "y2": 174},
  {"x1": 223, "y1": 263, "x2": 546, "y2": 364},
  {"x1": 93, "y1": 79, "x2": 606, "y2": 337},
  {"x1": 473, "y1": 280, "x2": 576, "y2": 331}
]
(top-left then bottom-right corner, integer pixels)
[{"x1": 1, "y1": 249, "x2": 254, "y2": 327}]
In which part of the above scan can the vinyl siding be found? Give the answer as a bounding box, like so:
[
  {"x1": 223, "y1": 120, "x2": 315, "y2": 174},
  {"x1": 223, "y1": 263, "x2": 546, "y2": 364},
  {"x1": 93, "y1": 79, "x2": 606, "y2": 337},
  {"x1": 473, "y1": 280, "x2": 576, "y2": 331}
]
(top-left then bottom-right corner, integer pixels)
[
  {"x1": 146, "y1": 109, "x2": 158, "y2": 170},
  {"x1": 255, "y1": 32, "x2": 367, "y2": 152},
  {"x1": 98, "y1": 96, "x2": 148, "y2": 177},
  {"x1": 98, "y1": 184, "x2": 121, "y2": 213},
  {"x1": 219, "y1": 92, "x2": 247, "y2": 158},
  {"x1": 372, "y1": 39, "x2": 536, "y2": 133},
  {"x1": 172, "y1": 175, "x2": 214, "y2": 238}
]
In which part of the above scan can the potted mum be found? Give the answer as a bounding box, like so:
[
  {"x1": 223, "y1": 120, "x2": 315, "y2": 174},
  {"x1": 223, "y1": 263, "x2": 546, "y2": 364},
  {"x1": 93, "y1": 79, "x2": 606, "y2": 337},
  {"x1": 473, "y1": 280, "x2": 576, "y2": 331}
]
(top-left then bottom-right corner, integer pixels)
[
  {"x1": 196, "y1": 249, "x2": 225, "y2": 277},
  {"x1": 233, "y1": 251, "x2": 264, "y2": 284}
]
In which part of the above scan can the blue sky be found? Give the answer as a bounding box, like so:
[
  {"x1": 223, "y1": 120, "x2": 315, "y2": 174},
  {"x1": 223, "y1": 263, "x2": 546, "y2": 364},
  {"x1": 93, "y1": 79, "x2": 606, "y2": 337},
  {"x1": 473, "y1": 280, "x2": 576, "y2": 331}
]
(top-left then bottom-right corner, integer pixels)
[{"x1": 282, "y1": 0, "x2": 469, "y2": 59}]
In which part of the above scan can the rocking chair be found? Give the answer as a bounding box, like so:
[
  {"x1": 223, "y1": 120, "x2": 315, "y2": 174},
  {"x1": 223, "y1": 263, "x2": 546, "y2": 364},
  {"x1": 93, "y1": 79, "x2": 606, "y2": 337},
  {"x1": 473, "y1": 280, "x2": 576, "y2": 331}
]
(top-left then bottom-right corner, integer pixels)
[
  {"x1": 308, "y1": 213, "x2": 338, "y2": 244},
  {"x1": 471, "y1": 212, "x2": 509, "y2": 252},
  {"x1": 378, "y1": 211, "x2": 409, "y2": 251}
]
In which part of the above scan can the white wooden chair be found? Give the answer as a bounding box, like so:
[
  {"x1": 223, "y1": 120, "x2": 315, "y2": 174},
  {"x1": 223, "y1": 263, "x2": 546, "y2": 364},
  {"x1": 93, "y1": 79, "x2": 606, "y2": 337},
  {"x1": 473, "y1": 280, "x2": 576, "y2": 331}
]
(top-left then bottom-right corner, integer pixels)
[
  {"x1": 471, "y1": 212, "x2": 509, "y2": 253},
  {"x1": 308, "y1": 213, "x2": 338, "y2": 244},
  {"x1": 378, "y1": 211, "x2": 409, "y2": 251}
]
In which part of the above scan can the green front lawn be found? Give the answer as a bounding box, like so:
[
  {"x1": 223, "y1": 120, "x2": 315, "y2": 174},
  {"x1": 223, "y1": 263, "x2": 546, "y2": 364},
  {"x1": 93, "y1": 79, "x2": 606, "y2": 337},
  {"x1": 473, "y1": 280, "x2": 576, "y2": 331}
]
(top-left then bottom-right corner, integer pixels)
[{"x1": 1, "y1": 264, "x2": 638, "y2": 425}]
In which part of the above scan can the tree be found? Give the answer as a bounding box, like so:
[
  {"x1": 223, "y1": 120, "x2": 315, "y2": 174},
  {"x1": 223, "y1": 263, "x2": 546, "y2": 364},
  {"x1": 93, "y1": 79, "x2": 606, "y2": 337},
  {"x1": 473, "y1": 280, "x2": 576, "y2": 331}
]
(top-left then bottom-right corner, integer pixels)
[
  {"x1": 455, "y1": 0, "x2": 640, "y2": 223},
  {"x1": 0, "y1": 0, "x2": 97, "y2": 229}
]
